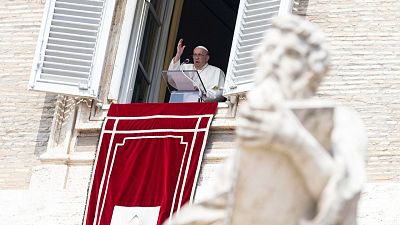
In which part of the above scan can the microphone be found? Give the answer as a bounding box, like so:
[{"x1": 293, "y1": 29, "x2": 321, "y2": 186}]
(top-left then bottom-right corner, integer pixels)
[
  {"x1": 179, "y1": 58, "x2": 190, "y2": 81},
  {"x1": 178, "y1": 58, "x2": 201, "y2": 100},
  {"x1": 181, "y1": 58, "x2": 190, "y2": 65}
]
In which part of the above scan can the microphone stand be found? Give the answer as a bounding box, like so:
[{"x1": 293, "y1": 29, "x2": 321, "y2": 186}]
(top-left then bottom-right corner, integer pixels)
[
  {"x1": 179, "y1": 59, "x2": 194, "y2": 83},
  {"x1": 179, "y1": 59, "x2": 205, "y2": 102},
  {"x1": 196, "y1": 71, "x2": 207, "y2": 101}
]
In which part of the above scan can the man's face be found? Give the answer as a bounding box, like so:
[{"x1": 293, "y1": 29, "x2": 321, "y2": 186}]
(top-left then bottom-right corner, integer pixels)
[
  {"x1": 258, "y1": 29, "x2": 313, "y2": 99},
  {"x1": 192, "y1": 48, "x2": 209, "y2": 69}
]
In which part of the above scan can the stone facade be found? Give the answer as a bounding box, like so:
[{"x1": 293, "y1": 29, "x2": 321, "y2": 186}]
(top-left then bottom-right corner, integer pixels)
[
  {"x1": 303, "y1": 0, "x2": 400, "y2": 181},
  {"x1": 0, "y1": 0, "x2": 56, "y2": 189},
  {"x1": 0, "y1": 0, "x2": 400, "y2": 224}
]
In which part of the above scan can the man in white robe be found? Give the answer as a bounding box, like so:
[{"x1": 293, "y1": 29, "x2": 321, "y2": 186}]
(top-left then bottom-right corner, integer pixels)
[{"x1": 168, "y1": 39, "x2": 225, "y2": 101}]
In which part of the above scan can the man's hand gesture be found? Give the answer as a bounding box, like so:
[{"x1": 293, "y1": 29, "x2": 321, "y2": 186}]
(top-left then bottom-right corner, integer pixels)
[{"x1": 173, "y1": 39, "x2": 186, "y2": 63}]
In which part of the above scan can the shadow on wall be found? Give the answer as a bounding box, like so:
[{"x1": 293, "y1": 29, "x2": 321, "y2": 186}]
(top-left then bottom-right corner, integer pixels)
[{"x1": 34, "y1": 93, "x2": 57, "y2": 156}]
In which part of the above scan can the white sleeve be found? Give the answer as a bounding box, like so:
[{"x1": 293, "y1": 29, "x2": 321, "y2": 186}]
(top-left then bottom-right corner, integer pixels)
[
  {"x1": 167, "y1": 59, "x2": 181, "y2": 86},
  {"x1": 169, "y1": 59, "x2": 180, "y2": 70}
]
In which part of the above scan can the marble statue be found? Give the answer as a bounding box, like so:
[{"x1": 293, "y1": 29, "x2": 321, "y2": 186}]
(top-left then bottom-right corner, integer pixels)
[{"x1": 166, "y1": 15, "x2": 367, "y2": 225}]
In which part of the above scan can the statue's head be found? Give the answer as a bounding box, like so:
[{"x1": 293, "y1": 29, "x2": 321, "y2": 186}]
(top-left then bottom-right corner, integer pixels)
[{"x1": 254, "y1": 15, "x2": 330, "y2": 100}]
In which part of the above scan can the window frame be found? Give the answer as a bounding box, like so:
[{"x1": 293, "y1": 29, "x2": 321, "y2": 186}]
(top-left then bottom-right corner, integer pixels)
[{"x1": 108, "y1": 0, "x2": 175, "y2": 103}]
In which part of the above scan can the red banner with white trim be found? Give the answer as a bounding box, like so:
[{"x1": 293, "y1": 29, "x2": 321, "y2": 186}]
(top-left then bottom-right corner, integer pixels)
[{"x1": 84, "y1": 103, "x2": 217, "y2": 225}]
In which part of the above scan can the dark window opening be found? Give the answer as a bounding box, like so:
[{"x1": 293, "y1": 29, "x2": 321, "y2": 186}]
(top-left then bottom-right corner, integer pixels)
[
  {"x1": 163, "y1": 0, "x2": 240, "y2": 102},
  {"x1": 126, "y1": 0, "x2": 240, "y2": 103},
  {"x1": 175, "y1": 0, "x2": 240, "y2": 73}
]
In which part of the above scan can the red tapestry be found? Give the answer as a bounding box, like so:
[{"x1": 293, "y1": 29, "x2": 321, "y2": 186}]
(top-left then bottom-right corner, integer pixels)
[{"x1": 83, "y1": 102, "x2": 218, "y2": 225}]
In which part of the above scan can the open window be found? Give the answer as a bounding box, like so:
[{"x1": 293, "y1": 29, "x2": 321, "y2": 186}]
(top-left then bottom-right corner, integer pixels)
[
  {"x1": 113, "y1": 0, "x2": 241, "y2": 103},
  {"x1": 30, "y1": 0, "x2": 293, "y2": 103},
  {"x1": 112, "y1": 0, "x2": 175, "y2": 103},
  {"x1": 172, "y1": 0, "x2": 240, "y2": 75},
  {"x1": 113, "y1": 0, "x2": 293, "y2": 102},
  {"x1": 112, "y1": 0, "x2": 293, "y2": 103}
]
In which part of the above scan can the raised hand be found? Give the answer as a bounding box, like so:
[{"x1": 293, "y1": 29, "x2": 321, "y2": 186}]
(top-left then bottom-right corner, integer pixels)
[{"x1": 173, "y1": 39, "x2": 186, "y2": 63}]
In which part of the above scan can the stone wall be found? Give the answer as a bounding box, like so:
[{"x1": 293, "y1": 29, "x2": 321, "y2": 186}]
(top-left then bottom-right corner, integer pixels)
[
  {"x1": 303, "y1": 0, "x2": 400, "y2": 181},
  {"x1": 0, "y1": 0, "x2": 56, "y2": 189}
]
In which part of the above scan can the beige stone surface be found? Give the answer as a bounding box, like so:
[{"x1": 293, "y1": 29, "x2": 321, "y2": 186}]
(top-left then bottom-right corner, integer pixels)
[
  {"x1": 0, "y1": 190, "x2": 87, "y2": 225},
  {"x1": 0, "y1": 181, "x2": 399, "y2": 225},
  {"x1": 0, "y1": 0, "x2": 56, "y2": 189},
  {"x1": 304, "y1": 0, "x2": 400, "y2": 182},
  {"x1": 358, "y1": 182, "x2": 400, "y2": 225}
]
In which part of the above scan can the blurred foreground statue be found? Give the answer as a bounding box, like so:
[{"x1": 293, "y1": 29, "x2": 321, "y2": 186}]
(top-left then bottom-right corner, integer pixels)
[{"x1": 166, "y1": 15, "x2": 367, "y2": 225}]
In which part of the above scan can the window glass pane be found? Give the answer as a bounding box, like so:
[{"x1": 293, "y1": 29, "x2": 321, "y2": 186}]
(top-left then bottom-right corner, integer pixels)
[
  {"x1": 150, "y1": 0, "x2": 163, "y2": 17},
  {"x1": 139, "y1": 13, "x2": 160, "y2": 78},
  {"x1": 131, "y1": 68, "x2": 150, "y2": 102}
]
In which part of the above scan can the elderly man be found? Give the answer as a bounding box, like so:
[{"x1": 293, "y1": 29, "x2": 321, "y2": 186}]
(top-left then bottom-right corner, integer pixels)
[{"x1": 168, "y1": 39, "x2": 225, "y2": 101}]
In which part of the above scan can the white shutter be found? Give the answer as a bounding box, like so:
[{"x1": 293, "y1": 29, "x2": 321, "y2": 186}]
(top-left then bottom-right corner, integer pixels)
[
  {"x1": 29, "y1": 0, "x2": 116, "y2": 98},
  {"x1": 223, "y1": 0, "x2": 293, "y2": 96}
]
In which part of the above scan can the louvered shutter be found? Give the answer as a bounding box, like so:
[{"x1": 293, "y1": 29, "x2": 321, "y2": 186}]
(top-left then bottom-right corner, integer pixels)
[
  {"x1": 29, "y1": 0, "x2": 116, "y2": 98},
  {"x1": 223, "y1": 0, "x2": 293, "y2": 96}
]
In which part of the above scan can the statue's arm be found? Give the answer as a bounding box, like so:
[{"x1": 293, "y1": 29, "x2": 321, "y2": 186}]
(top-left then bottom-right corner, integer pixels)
[
  {"x1": 331, "y1": 107, "x2": 368, "y2": 196},
  {"x1": 237, "y1": 103, "x2": 335, "y2": 200},
  {"x1": 287, "y1": 119, "x2": 335, "y2": 200},
  {"x1": 302, "y1": 107, "x2": 368, "y2": 225}
]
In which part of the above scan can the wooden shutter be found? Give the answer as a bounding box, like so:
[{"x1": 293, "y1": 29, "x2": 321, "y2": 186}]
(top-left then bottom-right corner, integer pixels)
[
  {"x1": 223, "y1": 0, "x2": 293, "y2": 96},
  {"x1": 29, "y1": 0, "x2": 116, "y2": 98}
]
